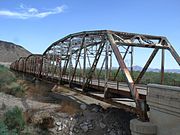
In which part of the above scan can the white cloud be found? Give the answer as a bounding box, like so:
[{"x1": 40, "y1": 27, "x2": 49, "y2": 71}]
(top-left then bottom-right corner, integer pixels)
[
  {"x1": 0, "y1": 5, "x2": 66, "y2": 19},
  {"x1": 28, "y1": 8, "x2": 38, "y2": 13}
]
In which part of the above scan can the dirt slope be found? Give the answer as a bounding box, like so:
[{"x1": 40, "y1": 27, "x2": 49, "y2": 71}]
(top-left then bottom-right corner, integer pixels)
[{"x1": 0, "y1": 40, "x2": 31, "y2": 65}]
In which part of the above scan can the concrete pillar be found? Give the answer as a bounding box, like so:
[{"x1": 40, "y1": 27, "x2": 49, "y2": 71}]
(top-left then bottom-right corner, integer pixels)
[
  {"x1": 147, "y1": 84, "x2": 180, "y2": 135},
  {"x1": 130, "y1": 119, "x2": 157, "y2": 135}
]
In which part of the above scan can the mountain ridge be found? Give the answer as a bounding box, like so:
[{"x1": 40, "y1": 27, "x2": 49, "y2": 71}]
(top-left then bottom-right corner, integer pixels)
[
  {"x1": 132, "y1": 65, "x2": 180, "y2": 73},
  {"x1": 112, "y1": 65, "x2": 180, "y2": 73}
]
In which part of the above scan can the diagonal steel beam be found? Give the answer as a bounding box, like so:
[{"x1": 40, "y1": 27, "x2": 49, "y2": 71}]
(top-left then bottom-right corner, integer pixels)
[
  {"x1": 83, "y1": 38, "x2": 105, "y2": 90},
  {"x1": 69, "y1": 35, "x2": 86, "y2": 85},
  {"x1": 113, "y1": 46, "x2": 130, "y2": 80},
  {"x1": 107, "y1": 33, "x2": 140, "y2": 104},
  {"x1": 62, "y1": 39, "x2": 72, "y2": 76},
  {"x1": 168, "y1": 45, "x2": 180, "y2": 66},
  {"x1": 135, "y1": 48, "x2": 159, "y2": 84}
]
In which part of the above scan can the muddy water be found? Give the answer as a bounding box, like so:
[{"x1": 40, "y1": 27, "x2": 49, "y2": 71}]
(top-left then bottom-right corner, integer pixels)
[{"x1": 15, "y1": 73, "x2": 81, "y2": 114}]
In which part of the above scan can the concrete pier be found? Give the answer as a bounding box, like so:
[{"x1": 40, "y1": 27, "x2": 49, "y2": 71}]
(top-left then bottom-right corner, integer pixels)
[{"x1": 130, "y1": 119, "x2": 157, "y2": 135}]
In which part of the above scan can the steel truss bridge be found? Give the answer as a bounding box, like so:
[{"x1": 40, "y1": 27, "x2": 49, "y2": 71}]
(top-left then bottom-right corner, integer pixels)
[{"x1": 10, "y1": 30, "x2": 180, "y2": 121}]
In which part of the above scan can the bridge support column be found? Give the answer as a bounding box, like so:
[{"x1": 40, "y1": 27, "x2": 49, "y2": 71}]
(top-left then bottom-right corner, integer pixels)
[{"x1": 130, "y1": 119, "x2": 157, "y2": 135}]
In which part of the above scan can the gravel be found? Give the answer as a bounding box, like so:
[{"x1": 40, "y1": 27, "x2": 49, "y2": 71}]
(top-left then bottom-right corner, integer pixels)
[{"x1": 0, "y1": 92, "x2": 136, "y2": 135}]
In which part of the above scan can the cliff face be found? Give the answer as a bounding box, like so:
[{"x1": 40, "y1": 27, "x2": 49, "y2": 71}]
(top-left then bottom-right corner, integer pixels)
[{"x1": 0, "y1": 40, "x2": 31, "y2": 63}]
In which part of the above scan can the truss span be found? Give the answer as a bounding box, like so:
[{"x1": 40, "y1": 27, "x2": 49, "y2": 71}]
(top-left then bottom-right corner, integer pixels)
[{"x1": 10, "y1": 30, "x2": 180, "y2": 121}]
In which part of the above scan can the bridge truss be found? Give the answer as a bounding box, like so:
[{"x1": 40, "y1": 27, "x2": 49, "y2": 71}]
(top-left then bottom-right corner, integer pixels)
[{"x1": 10, "y1": 30, "x2": 180, "y2": 120}]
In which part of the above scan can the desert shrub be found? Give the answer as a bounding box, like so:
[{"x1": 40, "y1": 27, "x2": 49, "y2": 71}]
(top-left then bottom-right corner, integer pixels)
[
  {"x1": 0, "y1": 65, "x2": 25, "y2": 97},
  {"x1": 0, "y1": 120, "x2": 18, "y2": 135},
  {"x1": 0, "y1": 120, "x2": 9, "y2": 135},
  {"x1": 0, "y1": 65, "x2": 16, "y2": 84},
  {"x1": 4, "y1": 106, "x2": 25, "y2": 133},
  {"x1": 10, "y1": 82, "x2": 25, "y2": 97}
]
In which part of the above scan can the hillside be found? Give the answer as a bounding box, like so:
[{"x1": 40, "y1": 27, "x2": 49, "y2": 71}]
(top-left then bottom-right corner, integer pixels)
[{"x1": 0, "y1": 40, "x2": 31, "y2": 66}]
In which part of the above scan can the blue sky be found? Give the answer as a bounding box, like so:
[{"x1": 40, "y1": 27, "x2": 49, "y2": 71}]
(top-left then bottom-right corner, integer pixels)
[{"x1": 0, "y1": 0, "x2": 179, "y2": 69}]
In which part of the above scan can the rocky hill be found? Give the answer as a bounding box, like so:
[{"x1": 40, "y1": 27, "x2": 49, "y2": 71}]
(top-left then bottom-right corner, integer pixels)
[{"x1": 0, "y1": 40, "x2": 31, "y2": 67}]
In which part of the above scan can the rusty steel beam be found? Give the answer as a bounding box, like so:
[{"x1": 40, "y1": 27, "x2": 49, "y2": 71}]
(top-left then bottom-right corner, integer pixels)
[
  {"x1": 70, "y1": 35, "x2": 86, "y2": 86},
  {"x1": 161, "y1": 49, "x2": 165, "y2": 84},
  {"x1": 107, "y1": 33, "x2": 140, "y2": 103},
  {"x1": 83, "y1": 38, "x2": 106, "y2": 90},
  {"x1": 107, "y1": 33, "x2": 149, "y2": 120},
  {"x1": 115, "y1": 42, "x2": 169, "y2": 49},
  {"x1": 135, "y1": 48, "x2": 159, "y2": 84},
  {"x1": 113, "y1": 46, "x2": 130, "y2": 80},
  {"x1": 62, "y1": 39, "x2": 72, "y2": 76},
  {"x1": 104, "y1": 41, "x2": 109, "y2": 98},
  {"x1": 168, "y1": 45, "x2": 180, "y2": 66},
  {"x1": 83, "y1": 40, "x2": 87, "y2": 87}
]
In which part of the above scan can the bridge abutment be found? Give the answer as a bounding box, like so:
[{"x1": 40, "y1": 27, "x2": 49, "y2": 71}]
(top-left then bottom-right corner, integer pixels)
[{"x1": 130, "y1": 84, "x2": 180, "y2": 135}]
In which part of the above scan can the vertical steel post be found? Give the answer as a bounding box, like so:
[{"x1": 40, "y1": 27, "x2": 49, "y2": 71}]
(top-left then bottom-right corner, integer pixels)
[
  {"x1": 52, "y1": 47, "x2": 55, "y2": 78},
  {"x1": 98, "y1": 57, "x2": 105, "y2": 85},
  {"x1": 83, "y1": 40, "x2": 87, "y2": 89},
  {"x1": 59, "y1": 46, "x2": 62, "y2": 84},
  {"x1": 109, "y1": 47, "x2": 112, "y2": 79},
  {"x1": 104, "y1": 41, "x2": 109, "y2": 98},
  {"x1": 131, "y1": 46, "x2": 134, "y2": 78},
  {"x1": 161, "y1": 49, "x2": 165, "y2": 84},
  {"x1": 69, "y1": 44, "x2": 72, "y2": 87}
]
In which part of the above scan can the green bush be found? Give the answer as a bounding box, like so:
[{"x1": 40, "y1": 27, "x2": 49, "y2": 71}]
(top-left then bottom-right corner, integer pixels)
[
  {"x1": 0, "y1": 64, "x2": 16, "y2": 87},
  {"x1": 10, "y1": 83, "x2": 25, "y2": 97},
  {"x1": 0, "y1": 120, "x2": 18, "y2": 135},
  {"x1": 0, "y1": 65, "x2": 25, "y2": 97},
  {"x1": 0, "y1": 120, "x2": 9, "y2": 135},
  {"x1": 4, "y1": 106, "x2": 25, "y2": 133}
]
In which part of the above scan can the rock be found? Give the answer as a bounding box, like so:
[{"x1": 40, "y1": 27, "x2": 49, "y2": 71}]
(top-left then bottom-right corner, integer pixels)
[
  {"x1": 122, "y1": 130, "x2": 126, "y2": 135},
  {"x1": 73, "y1": 127, "x2": 79, "y2": 133},
  {"x1": 80, "y1": 104, "x2": 87, "y2": 110},
  {"x1": 40, "y1": 117, "x2": 55, "y2": 129},
  {"x1": 88, "y1": 123, "x2": 94, "y2": 130},
  {"x1": 57, "y1": 126, "x2": 62, "y2": 131},
  {"x1": 70, "y1": 117, "x2": 73, "y2": 121},
  {"x1": 1, "y1": 102, "x2": 6, "y2": 110},
  {"x1": 81, "y1": 125, "x2": 88, "y2": 132},
  {"x1": 91, "y1": 107, "x2": 99, "y2": 112},
  {"x1": 30, "y1": 111, "x2": 51, "y2": 125},
  {"x1": 109, "y1": 130, "x2": 116, "y2": 135},
  {"x1": 99, "y1": 122, "x2": 106, "y2": 129},
  {"x1": 57, "y1": 123, "x2": 67, "y2": 131},
  {"x1": 56, "y1": 122, "x2": 61, "y2": 126},
  {"x1": 88, "y1": 104, "x2": 101, "y2": 112},
  {"x1": 107, "y1": 128, "x2": 111, "y2": 132},
  {"x1": 80, "y1": 122, "x2": 89, "y2": 132},
  {"x1": 117, "y1": 130, "x2": 123, "y2": 135},
  {"x1": 69, "y1": 131, "x2": 73, "y2": 135}
]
